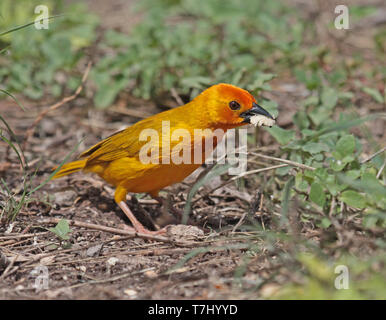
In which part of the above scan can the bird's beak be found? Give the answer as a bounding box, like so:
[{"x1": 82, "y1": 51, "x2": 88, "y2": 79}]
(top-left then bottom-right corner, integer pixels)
[{"x1": 240, "y1": 102, "x2": 274, "y2": 123}]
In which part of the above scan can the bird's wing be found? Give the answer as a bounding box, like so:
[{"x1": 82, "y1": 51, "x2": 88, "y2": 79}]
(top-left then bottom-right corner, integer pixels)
[
  {"x1": 80, "y1": 117, "x2": 157, "y2": 164},
  {"x1": 80, "y1": 115, "x2": 194, "y2": 165}
]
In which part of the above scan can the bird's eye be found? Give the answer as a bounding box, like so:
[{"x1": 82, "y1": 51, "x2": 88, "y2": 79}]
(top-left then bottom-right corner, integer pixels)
[{"x1": 229, "y1": 101, "x2": 241, "y2": 110}]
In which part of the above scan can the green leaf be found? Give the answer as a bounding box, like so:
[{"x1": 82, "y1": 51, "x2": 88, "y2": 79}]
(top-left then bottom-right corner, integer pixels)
[
  {"x1": 295, "y1": 172, "x2": 308, "y2": 192},
  {"x1": 360, "y1": 172, "x2": 386, "y2": 203},
  {"x1": 346, "y1": 170, "x2": 361, "y2": 180},
  {"x1": 302, "y1": 95, "x2": 319, "y2": 107},
  {"x1": 324, "y1": 174, "x2": 345, "y2": 196},
  {"x1": 339, "y1": 190, "x2": 366, "y2": 209},
  {"x1": 260, "y1": 99, "x2": 279, "y2": 119},
  {"x1": 312, "y1": 153, "x2": 324, "y2": 162},
  {"x1": 363, "y1": 215, "x2": 378, "y2": 228},
  {"x1": 314, "y1": 168, "x2": 328, "y2": 181},
  {"x1": 49, "y1": 219, "x2": 71, "y2": 240},
  {"x1": 94, "y1": 77, "x2": 129, "y2": 108},
  {"x1": 280, "y1": 176, "x2": 295, "y2": 227},
  {"x1": 247, "y1": 72, "x2": 276, "y2": 92},
  {"x1": 265, "y1": 126, "x2": 295, "y2": 145},
  {"x1": 337, "y1": 172, "x2": 386, "y2": 206},
  {"x1": 309, "y1": 108, "x2": 331, "y2": 126},
  {"x1": 276, "y1": 165, "x2": 291, "y2": 176},
  {"x1": 330, "y1": 157, "x2": 347, "y2": 172},
  {"x1": 321, "y1": 87, "x2": 338, "y2": 109},
  {"x1": 320, "y1": 217, "x2": 332, "y2": 228},
  {"x1": 362, "y1": 87, "x2": 384, "y2": 103},
  {"x1": 302, "y1": 142, "x2": 329, "y2": 154},
  {"x1": 307, "y1": 114, "x2": 377, "y2": 140},
  {"x1": 284, "y1": 141, "x2": 303, "y2": 150},
  {"x1": 309, "y1": 182, "x2": 326, "y2": 207},
  {"x1": 293, "y1": 111, "x2": 310, "y2": 130},
  {"x1": 336, "y1": 134, "x2": 355, "y2": 157}
]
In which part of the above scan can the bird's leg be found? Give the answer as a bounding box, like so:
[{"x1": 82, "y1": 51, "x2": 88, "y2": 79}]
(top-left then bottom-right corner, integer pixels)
[
  {"x1": 153, "y1": 195, "x2": 183, "y2": 222},
  {"x1": 118, "y1": 201, "x2": 167, "y2": 235},
  {"x1": 154, "y1": 195, "x2": 203, "y2": 228},
  {"x1": 129, "y1": 196, "x2": 160, "y2": 231}
]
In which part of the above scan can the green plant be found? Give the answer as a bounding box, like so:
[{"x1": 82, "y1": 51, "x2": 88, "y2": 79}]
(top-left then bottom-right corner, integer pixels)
[
  {"x1": 91, "y1": 0, "x2": 304, "y2": 107},
  {"x1": 274, "y1": 252, "x2": 386, "y2": 299},
  {"x1": 0, "y1": 0, "x2": 98, "y2": 99},
  {"x1": 265, "y1": 94, "x2": 386, "y2": 230},
  {"x1": 0, "y1": 6, "x2": 88, "y2": 223},
  {"x1": 149, "y1": 0, "x2": 386, "y2": 299},
  {"x1": 0, "y1": 93, "x2": 81, "y2": 222},
  {"x1": 48, "y1": 219, "x2": 72, "y2": 241}
]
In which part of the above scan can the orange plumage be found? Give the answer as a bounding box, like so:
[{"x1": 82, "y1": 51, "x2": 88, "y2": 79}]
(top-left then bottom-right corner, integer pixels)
[{"x1": 53, "y1": 83, "x2": 274, "y2": 234}]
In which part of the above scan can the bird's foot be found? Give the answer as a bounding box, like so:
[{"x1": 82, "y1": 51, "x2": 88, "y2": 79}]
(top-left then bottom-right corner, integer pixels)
[
  {"x1": 153, "y1": 196, "x2": 183, "y2": 221},
  {"x1": 118, "y1": 201, "x2": 167, "y2": 236},
  {"x1": 134, "y1": 225, "x2": 168, "y2": 236},
  {"x1": 119, "y1": 221, "x2": 167, "y2": 235}
]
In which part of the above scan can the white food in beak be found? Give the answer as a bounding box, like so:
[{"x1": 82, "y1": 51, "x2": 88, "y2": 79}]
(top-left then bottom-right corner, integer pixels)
[{"x1": 250, "y1": 115, "x2": 276, "y2": 127}]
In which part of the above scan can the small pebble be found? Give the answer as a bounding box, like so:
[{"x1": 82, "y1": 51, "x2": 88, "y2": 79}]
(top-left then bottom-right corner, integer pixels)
[
  {"x1": 144, "y1": 270, "x2": 158, "y2": 279},
  {"x1": 107, "y1": 257, "x2": 119, "y2": 266},
  {"x1": 123, "y1": 289, "x2": 137, "y2": 298},
  {"x1": 86, "y1": 244, "x2": 103, "y2": 257},
  {"x1": 54, "y1": 190, "x2": 77, "y2": 206}
]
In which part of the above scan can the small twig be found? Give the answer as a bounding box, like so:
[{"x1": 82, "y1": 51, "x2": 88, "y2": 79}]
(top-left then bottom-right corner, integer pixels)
[
  {"x1": 58, "y1": 267, "x2": 156, "y2": 291},
  {"x1": 232, "y1": 191, "x2": 263, "y2": 234},
  {"x1": 130, "y1": 196, "x2": 160, "y2": 231},
  {"x1": 0, "y1": 232, "x2": 49, "y2": 241},
  {"x1": 231, "y1": 211, "x2": 248, "y2": 234},
  {"x1": 193, "y1": 164, "x2": 287, "y2": 204},
  {"x1": 329, "y1": 196, "x2": 336, "y2": 217},
  {"x1": 7, "y1": 236, "x2": 138, "y2": 268},
  {"x1": 26, "y1": 247, "x2": 193, "y2": 269},
  {"x1": 231, "y1": 164, "x2": 289, "y2": 181},
  {"x1": 250, "y1": 152, "x2": 316, "y2": 171},
  {"x1": 1, "y1": 238, "x2": 32, "y2": 247},
  {"x1": 39, "y1": 217, "x2": 171, "y2": 243},
  {"x1": 0, "y1": 251, "x2": 10, "y2": 269},
  {"x1": 171, "y1": 87, "x2": 184, "y2": 105},
  {"x1": 376, "y1": 159, "x2": 386, "y2": 179},
  {"x1": 39, "y1": 217, "x2": 194, "y2": 246},
  {"x1": 91, "y1": 266, "x2": 156, "y2": 283},
  {"x1": 327, "y1": 196, "x2": 344, "y2": 245},
  {"x1": 0, "y1": 254, "x2": 18, "y2": 280},
  {"x1": 109, "y1": 107, "x2": 153, "y2": 119},
  {"x1": 361, "y1": 146, "x2": 386, "y2": 164},
  {"x1": 23, "y1": 61, "x2": 92, "y2": 149}
]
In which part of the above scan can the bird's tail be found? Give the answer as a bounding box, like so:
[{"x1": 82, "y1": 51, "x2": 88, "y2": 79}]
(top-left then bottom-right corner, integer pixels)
[{"x1": 52, "y1": 159, "x2": 86, "y2": 179}]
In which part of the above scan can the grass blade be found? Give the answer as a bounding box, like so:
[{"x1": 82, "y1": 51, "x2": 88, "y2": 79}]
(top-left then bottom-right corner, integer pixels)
[
  {"x1": 308, "y1": 114, "x2": 384, "y2": 141},
  {"x1": 0, "y1": 134, "x2": 24, "y2": 171},
  {"x1": 0, "y1": 89, "x2": 25, "y2": 111},
  {"x1": 182, "y1": 163, "x2": 232, "y2": 224},
  {"x1": 0, "y1": 14, "x2": 63, "y2": 37},
  {"x1": 280, "y1": 176, "x2": 294, "y2": 227},
  {"x1": 0, "y1": 114, "x2": 26, "y2": 168},
  {"x1": 27, "y1": 138, "x2": 84, "y2": 195}
]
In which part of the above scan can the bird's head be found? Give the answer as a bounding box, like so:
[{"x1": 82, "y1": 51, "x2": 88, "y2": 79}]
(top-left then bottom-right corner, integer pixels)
[{"x1": 192, "y1": 83, "x2": 275, "y2": 129}]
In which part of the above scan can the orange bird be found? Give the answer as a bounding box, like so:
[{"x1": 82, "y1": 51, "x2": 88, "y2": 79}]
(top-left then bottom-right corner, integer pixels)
[{"x1": 53, "y1": 83, "x2": 275, "y2": 235}]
